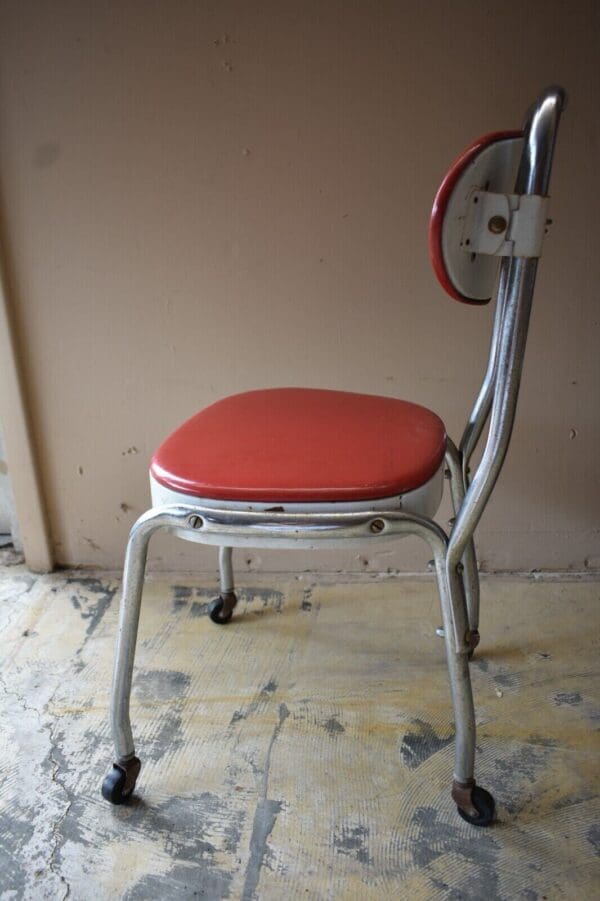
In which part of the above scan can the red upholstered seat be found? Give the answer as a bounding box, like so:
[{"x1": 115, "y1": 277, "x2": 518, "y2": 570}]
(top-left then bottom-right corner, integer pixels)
[{"x1": 151, "y1": 388, "x2": 446, "y2": 503}]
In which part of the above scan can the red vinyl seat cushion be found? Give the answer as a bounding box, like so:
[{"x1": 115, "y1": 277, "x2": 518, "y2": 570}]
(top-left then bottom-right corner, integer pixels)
[{"x1": 150, "y1": 388, "x2": 446, "y2": 503}]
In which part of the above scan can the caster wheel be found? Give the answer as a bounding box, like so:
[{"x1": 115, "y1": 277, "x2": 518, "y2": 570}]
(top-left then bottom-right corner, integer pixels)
[
  {"x1": 101, "y1": 756, "x2": 141, "y2": 804},
  {"x1": 457, "y1": 785, "x2": 495, "y2": 827},
  {"x1": 209, "y1": 591, "x2": 237, "y2": 625},
  {"x1": 467, "y1": 629, "x2": 480, "y2": 661}
]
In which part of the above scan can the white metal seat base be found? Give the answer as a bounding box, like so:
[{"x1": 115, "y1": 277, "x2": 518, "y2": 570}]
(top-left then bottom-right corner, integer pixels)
[{"x1": 149, "y1": 462, "x2": 445, "y2": 548}]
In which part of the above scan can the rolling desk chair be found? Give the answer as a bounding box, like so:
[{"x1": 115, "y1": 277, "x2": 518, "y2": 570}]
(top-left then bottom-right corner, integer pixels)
[{"x1": 102, "y1": 86, "x2": 565, "y2": 826}]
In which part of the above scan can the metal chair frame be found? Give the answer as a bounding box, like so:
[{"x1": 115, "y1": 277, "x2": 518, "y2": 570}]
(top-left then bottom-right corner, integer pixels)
[{"x1": 103, "y1": 87, "x2": 565, "y2": 824}]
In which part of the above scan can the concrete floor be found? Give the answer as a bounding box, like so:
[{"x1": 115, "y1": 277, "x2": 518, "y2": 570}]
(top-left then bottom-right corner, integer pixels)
[{"x1": 0, "y1": 556, "x2": 599, "y2": 900}]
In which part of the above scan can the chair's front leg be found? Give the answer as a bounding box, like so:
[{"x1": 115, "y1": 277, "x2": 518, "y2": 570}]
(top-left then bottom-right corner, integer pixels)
[
  {"x1": 101, "y1": 508, "x2": 172, "y2": 804},
  {"x1": 432, "y1": 552, "x2": 495, "y2": 826}
]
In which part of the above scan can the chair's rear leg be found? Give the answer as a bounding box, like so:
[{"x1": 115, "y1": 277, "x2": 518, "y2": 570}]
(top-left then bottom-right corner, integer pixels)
[
  {"x1": 460, "y1": 541, "x2": 480, "y2": 652},
  {"x1": 434, "y1": 558, "x2": 495, "y2": 826},
  {"x1": 101, "y1": 516, "x2": 156, "y2": 804},
  {"x1": 445, "y1": 443, "x2": 480, "y2": 654},
  {"x1": 209, "y1": 546, "x2": 238, "y2": 625}
]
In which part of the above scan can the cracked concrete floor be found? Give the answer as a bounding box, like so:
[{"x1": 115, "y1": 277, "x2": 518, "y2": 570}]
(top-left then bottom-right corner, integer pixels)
[{"x1": 1, "y1": 559, "x2": 599, "y2": 900}]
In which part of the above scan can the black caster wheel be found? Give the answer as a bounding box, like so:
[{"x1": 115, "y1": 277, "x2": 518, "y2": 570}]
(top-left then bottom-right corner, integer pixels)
[
  {"x1": 456, "y1": 785, "x2": 495, "y2": 827},
  {"x1": 209, "y1": 591, "x2": 237, "y2": 625},
  {"x1": 101, "y1": 756, "x2": 141, "y2": 804}
]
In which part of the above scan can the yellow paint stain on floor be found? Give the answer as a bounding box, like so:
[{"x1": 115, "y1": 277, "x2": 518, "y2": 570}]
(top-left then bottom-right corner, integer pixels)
[{"x1": 0, "y1": 565, "x2": 599, "y2": 899}]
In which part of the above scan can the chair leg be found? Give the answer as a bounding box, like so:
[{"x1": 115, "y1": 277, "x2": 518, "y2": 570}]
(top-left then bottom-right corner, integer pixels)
[
  {"x1": 445, "y1": 443, "x2": 481, "y2": 654},
  {"x1": 460, "y1": 541, "x2": 480, "y2": 654},
  {"x1": 101, "y1": 511, "x2": 162, "y2": 804},
  {"x1": 208, "y1": 546, "x2": 238, "y2": 625},
  {"x1": 433, "y1": 557, "x2": 495, "y2": 826}
]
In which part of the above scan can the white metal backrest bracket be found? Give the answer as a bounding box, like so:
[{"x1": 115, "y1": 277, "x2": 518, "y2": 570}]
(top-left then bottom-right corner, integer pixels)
[{"x1": 460, "y1": 189, "x2": 550, "y2": 258}]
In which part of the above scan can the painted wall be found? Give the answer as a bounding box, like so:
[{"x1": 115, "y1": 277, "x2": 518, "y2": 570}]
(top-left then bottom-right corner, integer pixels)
[{"x1": 0, "y1": 0, "x2": 598, "y2": 572}]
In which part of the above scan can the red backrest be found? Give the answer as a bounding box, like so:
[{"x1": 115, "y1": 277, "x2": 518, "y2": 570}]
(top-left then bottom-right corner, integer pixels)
[{"x1": 429, "y1": 130, "x2": 523, "y2": 304}]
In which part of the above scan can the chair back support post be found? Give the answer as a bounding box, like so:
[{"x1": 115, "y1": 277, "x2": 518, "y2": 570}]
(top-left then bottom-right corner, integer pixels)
[
  {"x1": 459, "y1": 263, "x2": 509, "y2": 481},
  {"x1": 447, "y1": 86, "x2": 565, "y2": 571}
]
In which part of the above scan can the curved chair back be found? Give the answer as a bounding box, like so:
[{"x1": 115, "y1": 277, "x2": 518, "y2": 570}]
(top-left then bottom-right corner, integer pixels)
[
  {"x1": 429, "y1": 87, "x2": 566, "y2": 570},
  {"x1": 429, "y1": 130, "x2": 523, "y2": 304}
]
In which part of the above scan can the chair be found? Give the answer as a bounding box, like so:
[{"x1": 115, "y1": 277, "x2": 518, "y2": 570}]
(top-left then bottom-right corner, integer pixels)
[{"x1": 102, "y1": 87, "x2": 565, "y2": 826}]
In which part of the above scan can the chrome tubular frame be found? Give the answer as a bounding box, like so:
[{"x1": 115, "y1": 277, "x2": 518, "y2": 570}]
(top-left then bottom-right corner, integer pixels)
[
  {"x1": 445, "y1": 438, "x2": 480, "y2": 635},
  {"x1": 105, "y1": 87, "x2": 565, "y2": 816},
  {"x1": 109, "y1": 502, "x2": 478, "y2": 784},
  {"x1": 459, "y1": 263, "x2": 509, "y2": 485},
  {"x1": 448, "y1": 87, "x2": 565, "y2": 575}
]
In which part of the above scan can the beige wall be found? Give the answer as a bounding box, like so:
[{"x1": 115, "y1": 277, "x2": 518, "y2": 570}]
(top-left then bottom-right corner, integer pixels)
[{"x1": 0, "y1": 0, "x2": 598, "y2": 573}]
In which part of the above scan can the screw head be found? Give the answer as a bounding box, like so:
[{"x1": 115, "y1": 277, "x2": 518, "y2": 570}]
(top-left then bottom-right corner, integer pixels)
[
  {"x1": 188, "y1": 515, "x2": 203, "y2": 530},
  {"x1": 488, "y1": 215, "x2": 507, "y2": 234},
  {"x1": 370, "y1": 519, "x2": 385, "y2": 534}
]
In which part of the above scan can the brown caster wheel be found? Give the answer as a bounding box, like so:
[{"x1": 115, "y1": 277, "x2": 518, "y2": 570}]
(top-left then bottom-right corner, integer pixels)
[
  {"x1": 435, "y1": 628, "x2": 480, "y2": 659},
  {"x1": 467, "y1": 629, "x2": 481, "y2": 660}
]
